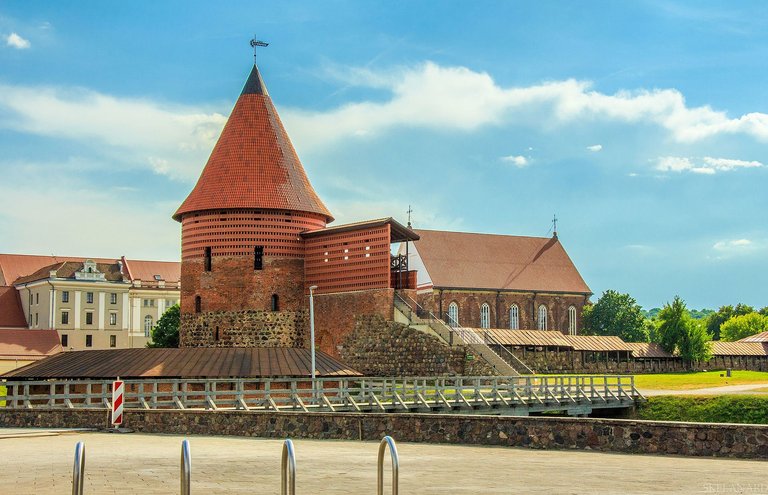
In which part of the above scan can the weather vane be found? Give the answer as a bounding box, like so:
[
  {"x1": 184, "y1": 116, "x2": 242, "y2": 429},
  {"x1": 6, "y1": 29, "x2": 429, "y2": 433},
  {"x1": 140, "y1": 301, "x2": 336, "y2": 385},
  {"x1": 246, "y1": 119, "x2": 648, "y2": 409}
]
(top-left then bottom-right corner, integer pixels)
[
  {"x1": 250, "y1": 36, "x2": 269, "y2": 64},
  {"x1": 552, "y1": 214, "x2": 558, "y2": 237},
  {"x1": 407, "y1": 205, "x2": 414, "y2": 228}
]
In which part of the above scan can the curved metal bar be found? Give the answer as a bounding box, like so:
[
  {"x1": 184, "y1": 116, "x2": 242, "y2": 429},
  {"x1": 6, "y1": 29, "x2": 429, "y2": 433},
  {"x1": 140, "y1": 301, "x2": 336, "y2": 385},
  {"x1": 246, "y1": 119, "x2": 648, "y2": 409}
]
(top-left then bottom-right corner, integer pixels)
[
  {"x1": 180, "y1": 439, "x2": 191, "y2": 495},
  {"x1": 72, "y1": 441, "x2": 85, "y2": 495},
  {"x1": 377, "y1": 436, "x2": 399, "y2": 495},
  {"x1": 281, "y1": 439, "x2": 296, "y2": 495}
]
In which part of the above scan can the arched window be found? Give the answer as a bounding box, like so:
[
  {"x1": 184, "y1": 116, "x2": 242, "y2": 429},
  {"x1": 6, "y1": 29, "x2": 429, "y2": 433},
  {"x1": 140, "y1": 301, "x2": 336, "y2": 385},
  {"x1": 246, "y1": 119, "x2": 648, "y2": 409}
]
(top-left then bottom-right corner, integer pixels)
[
  {"x1": 538, "y1": 305, "x2": 548, "y2": 330},
  {"x1": 568, "y1": 306, "x2": 577, "y2": 335},
  {"x1": 509, "y1": 304, "x2": 519, "y2": 330},
  {"x1": 144, "y1": 315, "x2": 153, "y2": 337},
  {"x1": 447, "y1": 302, "x2": 459, "y2": 327},
  {"x1": 194, "y1": 296, "x2": 201, "y2": 313},
  {"x1": 271, "y1": 294, "x2": 279, "y2": 312},
  {"x1": 480, "y1": 303, "x2": 491, "y2": 329}
]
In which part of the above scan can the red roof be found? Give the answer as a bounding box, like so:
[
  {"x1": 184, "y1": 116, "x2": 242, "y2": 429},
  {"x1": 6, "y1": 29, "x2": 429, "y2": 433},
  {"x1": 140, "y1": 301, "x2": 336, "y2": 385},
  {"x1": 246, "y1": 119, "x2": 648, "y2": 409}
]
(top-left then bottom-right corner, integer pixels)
[
  {"x1": 413, "y1": 230, "x2": 591, "y2": 294},
  {"x1": 174, "y1": 64, "x2": 333, "y2": 222},
  {"x1": 0, "y1": 329, "x2": 61, "y2": 360},
  {"x1": 123, "y1": 259, "x2": 180, "y2": 283},
  {"x1": 0, "y1": 254, "x2": 113, "y2": 286},
  {"x1": 0, "y1": 287, "x2": 27, "y2": 329}
]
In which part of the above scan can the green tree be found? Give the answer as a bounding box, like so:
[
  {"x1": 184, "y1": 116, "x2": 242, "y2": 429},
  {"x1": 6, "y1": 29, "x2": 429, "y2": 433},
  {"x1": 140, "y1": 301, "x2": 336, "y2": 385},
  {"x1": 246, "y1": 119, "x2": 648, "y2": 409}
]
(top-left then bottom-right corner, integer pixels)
[
  {"x1": 147, "y1": 304, "x2": 180, "y2": 348},
  {"x1": 705, "y1": 304, "x2": 754, "y2": 340},
  {"x1": 759, "y1": 307, "x2": 768, "y2": 317},
  {"x1": 582, "y1": 290, "x2": 649, "y2": 342},
  {"x1": 657, "y1": 296, "x2": 712, "y2": 362},
  {"x1": 678, "y1": 319, "x2": 713, "y2": 362},
  {"x1": 720, "y1": 313, "x2": 768, "y2": 342}
]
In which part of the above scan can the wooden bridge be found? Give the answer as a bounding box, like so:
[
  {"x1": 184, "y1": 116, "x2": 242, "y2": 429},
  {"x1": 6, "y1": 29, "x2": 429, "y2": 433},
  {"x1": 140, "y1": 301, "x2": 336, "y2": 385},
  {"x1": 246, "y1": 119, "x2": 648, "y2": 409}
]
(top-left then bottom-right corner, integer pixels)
[{"x1": 3, "y1": 374, "x2": 642, "y2": 416}]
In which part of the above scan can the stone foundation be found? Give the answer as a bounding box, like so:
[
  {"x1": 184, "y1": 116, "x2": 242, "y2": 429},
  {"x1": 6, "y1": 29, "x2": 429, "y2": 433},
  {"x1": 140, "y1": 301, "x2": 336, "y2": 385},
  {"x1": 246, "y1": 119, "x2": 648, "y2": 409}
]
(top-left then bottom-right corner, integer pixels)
[{"x1": 181, "y1": 309, "x2": 307, "y2": 347}]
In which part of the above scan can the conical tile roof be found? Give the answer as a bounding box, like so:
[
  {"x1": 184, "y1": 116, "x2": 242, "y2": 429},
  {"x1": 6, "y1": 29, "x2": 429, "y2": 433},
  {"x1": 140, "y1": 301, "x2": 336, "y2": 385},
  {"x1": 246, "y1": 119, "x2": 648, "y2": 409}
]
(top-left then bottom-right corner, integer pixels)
[{"x1": 174, "y1": 64, "x2": 333, "y2": 222}]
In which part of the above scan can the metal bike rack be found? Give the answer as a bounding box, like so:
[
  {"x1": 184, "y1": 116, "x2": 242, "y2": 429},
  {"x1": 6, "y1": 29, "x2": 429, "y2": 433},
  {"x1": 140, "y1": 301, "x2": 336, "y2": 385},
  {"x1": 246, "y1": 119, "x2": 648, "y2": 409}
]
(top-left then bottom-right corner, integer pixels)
[
  {"x1": 377, "y1": 436, "x2": 399, "y2": 495},
  {"x1": 72, "y1": 441, "x2": 86, "y2": 495},
  {"x1": 281, "y1": 439, "x2": 296, "y2": 495},
  {"x1": 180, "y1": 439, "x2": 192, "y2": 495}
]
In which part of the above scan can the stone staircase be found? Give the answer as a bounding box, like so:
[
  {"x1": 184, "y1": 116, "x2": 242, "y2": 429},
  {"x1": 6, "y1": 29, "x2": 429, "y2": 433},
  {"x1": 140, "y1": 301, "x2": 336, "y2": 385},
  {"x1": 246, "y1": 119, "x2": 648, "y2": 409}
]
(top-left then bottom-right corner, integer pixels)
[{"x1": 393, "y1": 294, "x2": 530, "y2": 376}]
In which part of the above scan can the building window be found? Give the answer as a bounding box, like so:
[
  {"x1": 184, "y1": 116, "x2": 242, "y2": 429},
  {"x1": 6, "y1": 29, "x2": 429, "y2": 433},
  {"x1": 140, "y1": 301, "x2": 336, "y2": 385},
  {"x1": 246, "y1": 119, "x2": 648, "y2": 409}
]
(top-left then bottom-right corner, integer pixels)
[
  {"x1": 480, "y1": 303, "x2": 491, "y2": 329},
  {"x1": 271, "y1": 294, "x2": 279, "y2": 312},
  {"x1": 110, "y1": 293, "x2": 117, "y2": 304},
  {"x1": 61, "y1": 311, "x2": 69, "y2": 325},
  {"x1": 215, "y1": 326, "x2": 220, "y2": 341},
  {"x1": 86, "y1": 292, "x2": 94, "y2": 304},
  {"x1": 195, "y1": 296, "x2": 201, "y2": 313},
  {"x1": 85, "y1": 312, "x2": 94, "y2": 325},
  {"x1": 447, "y1": 302, "x2": 459, "y2": 327},
  {"x1": 166, "y1": 299, "x2": 177, "y2": 307},
  {"x1": 62, "y1": 291, "x2": 69, "y2": 303},
  {"x1": 568, "y1": 306, "x2": 577, "y2": 335},
  {"x1": 143, "y1": 299, "x2": 155, "y2": 307},
  {"x1": 509, "y1": 305, "x2": 519, "y2": 330},
  {"x1": 254, "y1": 245, "x2": 263, "y2": 270},
  {"x1": 61, "y1": 334, "x2": 68, "y2": 347},
  {"x1": 35, "y1": 313, "x2": 39, "y2": 326},
  {"x1": 538, "y1": 305, "x2": 548, "y2": 331},
  {"x1": 144, "y1": 315, "x2": 153, "y2": 337},
  {"x1": 109, "y1": 312, "x2": 117, "y2": 325},
  {"x1": 109, "y1": 335, "x2": 117, "y2": 348},
  {"x1": 35, "y1": 292, "x2": 39, "y2": 304},
  {"x1": 85, "y1": 335, "x2": 93, "y2": 347},
  {"x1": 204, "y1": 246, "x2": 212, "y2": 271}
]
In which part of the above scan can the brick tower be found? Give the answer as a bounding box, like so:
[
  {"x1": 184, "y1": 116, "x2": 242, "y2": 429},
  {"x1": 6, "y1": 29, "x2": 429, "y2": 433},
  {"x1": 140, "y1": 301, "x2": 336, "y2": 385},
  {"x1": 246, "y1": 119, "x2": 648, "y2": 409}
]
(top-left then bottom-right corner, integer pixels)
[{"x1": 173, "y1": 63, "x2": 333, "y2": 347}]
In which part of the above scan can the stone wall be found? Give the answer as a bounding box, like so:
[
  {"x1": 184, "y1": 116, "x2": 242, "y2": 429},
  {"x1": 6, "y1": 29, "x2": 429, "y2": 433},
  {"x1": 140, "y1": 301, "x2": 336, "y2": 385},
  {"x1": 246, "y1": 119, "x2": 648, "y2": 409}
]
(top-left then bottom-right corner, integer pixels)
[
  {"x1": 339, "y1": 314, "x2": 495, "y2": 376},
  {"x1": 181, "y1": 309, "x2": 307, "y2": 347},
  {"x1": 417, "y1": 290, "x2": 589, "y2": 334},
  {"x1": 2, "y1": 409, "x2": 766, "y2": 459}
]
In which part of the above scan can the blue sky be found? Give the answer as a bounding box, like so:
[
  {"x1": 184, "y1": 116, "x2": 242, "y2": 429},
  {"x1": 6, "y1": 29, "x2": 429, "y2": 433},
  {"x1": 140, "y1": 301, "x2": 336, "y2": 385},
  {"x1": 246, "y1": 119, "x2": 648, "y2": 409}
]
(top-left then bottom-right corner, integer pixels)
[{"x1": 1, "y1": 1, "x2": 766, "y2": 310}]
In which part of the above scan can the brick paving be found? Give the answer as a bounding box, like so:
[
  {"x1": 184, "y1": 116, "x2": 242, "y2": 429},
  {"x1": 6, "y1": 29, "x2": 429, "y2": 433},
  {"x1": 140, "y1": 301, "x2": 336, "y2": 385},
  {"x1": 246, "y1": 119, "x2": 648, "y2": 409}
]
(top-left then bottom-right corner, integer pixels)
[{"x1": 0, "y1": 429, "x2": 765, "y2": 494}]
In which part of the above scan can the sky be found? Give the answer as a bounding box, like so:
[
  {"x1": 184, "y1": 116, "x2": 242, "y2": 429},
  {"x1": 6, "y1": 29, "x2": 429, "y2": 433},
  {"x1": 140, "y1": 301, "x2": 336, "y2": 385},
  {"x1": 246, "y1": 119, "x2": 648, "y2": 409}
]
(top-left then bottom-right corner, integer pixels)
[{"x1": 0, "y1": 1, "x2": 766, "y2": 310}]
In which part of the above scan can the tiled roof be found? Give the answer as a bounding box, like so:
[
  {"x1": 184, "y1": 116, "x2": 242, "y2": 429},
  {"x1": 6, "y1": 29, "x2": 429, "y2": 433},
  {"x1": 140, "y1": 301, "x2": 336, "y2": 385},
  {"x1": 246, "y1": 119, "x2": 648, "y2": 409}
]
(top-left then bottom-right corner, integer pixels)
[
  {"x1": 413, "y1": 230, "x2": 591, "y2": 294},
  {"x1": 739, "y1": 331, "x2": 768, "y2": 343},
  {"x1": 562, "y1": 335, "x2": 634, "y2": 352},
  {"x1": 14, "y1": 261, "x2": 127, "y2": 285},
  {"x1": 0, "y1": 254, "x2": 113, "y2": 286},
  {"x1": 0, "y1": 287, "x2": 27, "y2": 328},
  {"x1": 301, "y1": 217, "x2": 419, "y2": 242},
  {"x1": 625, "y1": 342, "x2": 674, "y2": 359},
  {"x1": 2, "y1": 347, "x2": 361, "y2": 379},
  {"x1": 0, "y1": 329, "x2": 61, "y2": 359},
  {"x1": 710, "y1": 341, "x2": 768, "y2": 357},
  {"x1": 122, "y1": 259, "x2": 180, "y2": 283},
  {"x1": 470, "y1": 328, "x2": 632, "y2": 352},
  {"x1": 174, "y1": 64, "x2": 333, "y2": 222}
]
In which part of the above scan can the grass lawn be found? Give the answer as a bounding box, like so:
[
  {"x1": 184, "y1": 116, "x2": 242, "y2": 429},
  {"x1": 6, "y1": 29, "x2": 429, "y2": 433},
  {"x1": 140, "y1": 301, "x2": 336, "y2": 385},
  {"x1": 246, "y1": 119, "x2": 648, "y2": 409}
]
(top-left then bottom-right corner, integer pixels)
[
  {"x1": 633, "y1": 371, "x2": 768, "y2": 390},
  {"x1": 636, "y1": 395, "x2": 768, "y2": 424}
]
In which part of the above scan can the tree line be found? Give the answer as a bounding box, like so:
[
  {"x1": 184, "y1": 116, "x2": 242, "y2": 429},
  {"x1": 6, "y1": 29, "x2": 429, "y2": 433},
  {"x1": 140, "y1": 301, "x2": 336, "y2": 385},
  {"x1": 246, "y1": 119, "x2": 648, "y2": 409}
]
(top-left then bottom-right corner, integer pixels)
[{"x1": 582, "y1": 290, "x2": 768, "y2": 362}]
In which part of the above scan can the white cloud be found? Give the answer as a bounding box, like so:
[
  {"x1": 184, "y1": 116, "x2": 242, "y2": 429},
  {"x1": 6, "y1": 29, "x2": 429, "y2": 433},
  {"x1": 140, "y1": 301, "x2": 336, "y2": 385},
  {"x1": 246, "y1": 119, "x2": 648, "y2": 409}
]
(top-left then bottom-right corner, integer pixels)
[
  {"x1": 655, "y1": 156, "x2": 763, "y2": 174},
  {"x1": 5, "y1": 32, "x2": 30, "y2": 49},
  {"x1": 0, "y1": 83, "x2": 226, "y2": 180},
  {"x1": 713, "y1": 239, "x2": 752, "y2": 251},
  {"x1": 586, "y1": 144, "x2": 602, "y2": 152},
  {"x1": 283, "y1": 61, "x2": 768, "y2": 150},
  {"x1": 500, "y1": 155, "x2": 529, "y2": 167}
]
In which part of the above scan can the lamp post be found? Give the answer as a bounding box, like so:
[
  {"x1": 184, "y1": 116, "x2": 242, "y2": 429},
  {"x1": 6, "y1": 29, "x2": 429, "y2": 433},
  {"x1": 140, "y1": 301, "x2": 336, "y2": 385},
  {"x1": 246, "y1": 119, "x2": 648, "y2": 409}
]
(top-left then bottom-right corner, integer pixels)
[{"x1": 308, "y1": 285, "x2": 318, "y2": 399}]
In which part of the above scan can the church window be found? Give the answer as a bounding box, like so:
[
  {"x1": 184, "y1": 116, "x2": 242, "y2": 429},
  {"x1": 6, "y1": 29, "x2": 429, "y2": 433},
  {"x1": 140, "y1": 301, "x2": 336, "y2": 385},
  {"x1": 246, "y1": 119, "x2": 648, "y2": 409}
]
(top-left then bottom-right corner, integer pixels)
[
  {"x1": 204, "y1": 247, "x2": 212, "y2": 271},
  {"x1": 447, "y1": 302, "x2": 459, "y2": 327},
  {"x1": 480, "y1": 303, "x2": 491, "y2": 329},
  {"x1": 271, "y1": 294, "x2": 279, "y2": 312},
  {"x1": 144, "y1": 315, "x2": 153, "y2": 337},
  {"x1": 568, "y1": 306, "x2": 577, "y2": 335},
  {"x1": 509, "y1": 305, "x2": 519, "y2": 330},
  {"x1": 538, "y1": 305, "x2": 548, "y2": 330},
  {"x1": 195, "y1": 296, "x2": 201, "y2": 313}
]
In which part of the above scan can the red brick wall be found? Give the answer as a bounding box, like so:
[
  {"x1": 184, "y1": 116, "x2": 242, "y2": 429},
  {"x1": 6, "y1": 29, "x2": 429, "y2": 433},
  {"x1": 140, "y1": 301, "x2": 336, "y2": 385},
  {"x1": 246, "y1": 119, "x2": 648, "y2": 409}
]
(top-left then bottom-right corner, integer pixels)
[
  {"x1": 416, "y1": 290, "x2": 589, "y2": 334},
  {"x1": 311, "y1": 288, "x2": 394, "y2": 357}
]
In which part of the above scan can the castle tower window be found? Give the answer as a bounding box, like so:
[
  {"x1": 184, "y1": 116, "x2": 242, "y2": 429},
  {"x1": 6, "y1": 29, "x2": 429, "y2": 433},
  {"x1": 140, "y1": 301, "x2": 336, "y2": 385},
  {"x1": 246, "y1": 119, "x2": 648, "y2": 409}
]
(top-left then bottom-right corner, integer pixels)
[
  {"x1": 509, "y1": 305, "x2": 519, "y2": 330},
  {"x1": 568, "y1": 306, "x2": 577, "y2": 335},
  {"x1": 194, "y1": 296, "x2": 201, "y2": 313},
  {"x1": 447, "y1": 302, "x2": 459, "y2": 327},
  {"x1": 538, "y1": 305, "x2": 548, "y2": 331},
  {"x1": 480, "y1": 303, "x2": 491, "y2": 329},
  {"x1": 204, "y1": 247, "x2": 212, "y2": 271},
  {"x1": 271, "y1": 294, "x2": 279, "y2": 312},
  {"x1": 254, "y1": 245, "x2": 264, "y2": 270}
]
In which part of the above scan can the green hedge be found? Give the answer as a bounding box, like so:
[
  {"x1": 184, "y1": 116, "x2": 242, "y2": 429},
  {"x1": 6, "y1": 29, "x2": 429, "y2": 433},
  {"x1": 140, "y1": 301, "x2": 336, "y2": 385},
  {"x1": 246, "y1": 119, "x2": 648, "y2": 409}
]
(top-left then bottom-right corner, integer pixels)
[{"x1": 636, "y1": 395, "x2": 768, "y2": 424}]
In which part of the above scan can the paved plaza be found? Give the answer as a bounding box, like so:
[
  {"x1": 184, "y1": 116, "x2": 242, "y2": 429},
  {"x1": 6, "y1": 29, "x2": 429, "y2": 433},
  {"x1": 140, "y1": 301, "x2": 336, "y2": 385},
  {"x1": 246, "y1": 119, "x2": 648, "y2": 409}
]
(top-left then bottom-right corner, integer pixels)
[{"x1": 0, "y1": 428, "x2": 765, "y2": 494}]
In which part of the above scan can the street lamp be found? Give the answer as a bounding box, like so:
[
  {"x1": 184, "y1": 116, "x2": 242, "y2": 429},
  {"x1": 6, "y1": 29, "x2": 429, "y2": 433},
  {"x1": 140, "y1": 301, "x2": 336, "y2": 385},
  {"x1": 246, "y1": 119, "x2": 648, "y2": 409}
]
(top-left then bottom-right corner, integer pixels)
[{"x1": 308, "y1": 285, "x2": 318, "y2": 398}]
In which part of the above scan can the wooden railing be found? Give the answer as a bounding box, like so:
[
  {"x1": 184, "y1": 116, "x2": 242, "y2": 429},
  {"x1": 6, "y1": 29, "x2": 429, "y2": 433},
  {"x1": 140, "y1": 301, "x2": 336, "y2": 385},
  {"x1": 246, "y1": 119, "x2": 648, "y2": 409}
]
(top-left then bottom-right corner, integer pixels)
[{"x1": 2, "y1": 375, "x2": 642, "y2": 414}]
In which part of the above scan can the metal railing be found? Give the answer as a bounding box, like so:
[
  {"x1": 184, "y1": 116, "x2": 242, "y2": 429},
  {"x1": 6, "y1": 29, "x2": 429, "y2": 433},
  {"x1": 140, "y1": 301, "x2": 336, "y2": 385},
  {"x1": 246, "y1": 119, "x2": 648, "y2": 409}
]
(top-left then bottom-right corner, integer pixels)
[
  {"x1": 377, "y1": 436, "x2": 399, "y2": 495},
  {"x1": 72, "y1": 441, "x2": 85, "y2": 495},
  {"x1": 481, "y1": 330, "x2": 535, "y2": 375},
  {"x1": 281, "y1": 439, "x2": 296, "y2": 495},
  {"x1": 180, "y1": 439, "x2": 191, "y2": 495},
  {"x1": 5, "y1": 374, "x2": 641, "y2": 414}
]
